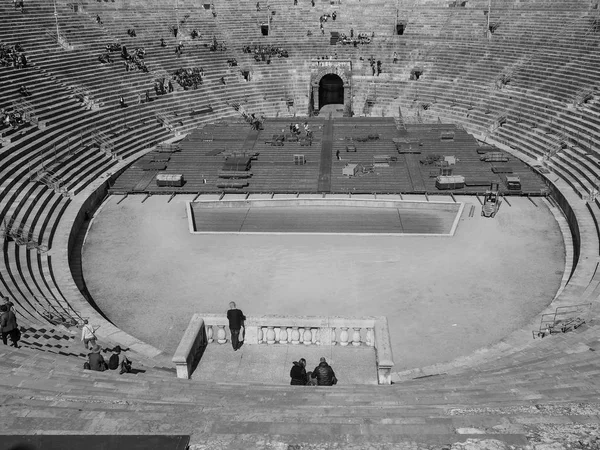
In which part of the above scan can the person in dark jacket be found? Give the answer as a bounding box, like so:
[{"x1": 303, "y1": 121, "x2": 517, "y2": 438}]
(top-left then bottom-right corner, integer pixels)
[
  {"x1": 87, "y1": 344, "x2": 107, "y2": 371},
  {"x1": 290, "y1": 358, "x2": 308, "y2": 385},
  {"x1": 0, "y1": 304, "x2": 19, "y2": 347},
  {"x1": 227, "y1": 302, "x2": 246, "y2": 351},
  {"x1": 310, "y1": 357, "x2": 337, "y2": 386}
]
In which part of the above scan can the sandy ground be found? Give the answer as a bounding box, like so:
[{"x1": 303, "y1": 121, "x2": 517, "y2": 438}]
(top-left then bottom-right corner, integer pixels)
[{"x1": 82, "y1": 194, "x2": 565, "y2": 371}]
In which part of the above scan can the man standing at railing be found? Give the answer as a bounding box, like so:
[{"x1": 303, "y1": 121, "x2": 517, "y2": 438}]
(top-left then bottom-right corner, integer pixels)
[{"x1": 227, "y1": 302, "x2": 246, "y2": 351}]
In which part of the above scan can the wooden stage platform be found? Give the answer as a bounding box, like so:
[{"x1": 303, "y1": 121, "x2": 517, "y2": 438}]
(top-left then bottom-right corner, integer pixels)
[{"x1": 110, "y1": 118, "x2": 549, "y2": 196}]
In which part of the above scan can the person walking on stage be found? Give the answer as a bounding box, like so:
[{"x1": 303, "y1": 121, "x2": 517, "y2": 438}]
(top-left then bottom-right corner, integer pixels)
[{"x1": 227, "y1": 301, "x2": 246, "y2": 351}]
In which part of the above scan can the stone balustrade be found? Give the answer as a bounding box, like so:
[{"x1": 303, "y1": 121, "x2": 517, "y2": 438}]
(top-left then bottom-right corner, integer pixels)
[
  {"x1": 172, "y1": 315, "x2": 206, "y2": 379},
  {"x1": 174, "y1": 313, "x2": 394, "y2": 384}
]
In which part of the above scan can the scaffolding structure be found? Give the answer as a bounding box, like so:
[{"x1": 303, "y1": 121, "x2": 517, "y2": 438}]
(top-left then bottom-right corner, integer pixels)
[
  {"x1": 488, "y1": 111, "x2": 507, "y2": 132},
  {"x1": 572, "y1": 87, "x2": 595, "y2": 108},
  {"x1": 90, "y1": 129, "x2": 120, "y2": 160},
  {"x1": 1, "y1": 217, "x2": 49, "y2": 253},
  {"x1": 28, "y1": 160, "x2": 71, "y2": 198},
  {"x1": 156, "y1": 111, "x2": 177, "y2": 133},
  {"x1": 11, "y1": 98, "x2": 38, "y2": 126},
  {"x1": 71, "y1": 86, "x2": 99, "y2": 110}
]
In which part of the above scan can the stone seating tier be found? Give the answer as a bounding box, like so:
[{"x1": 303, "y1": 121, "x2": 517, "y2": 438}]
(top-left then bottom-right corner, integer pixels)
[{"x1": 2, "y1": 0, "x2": 600, "y2": 446}]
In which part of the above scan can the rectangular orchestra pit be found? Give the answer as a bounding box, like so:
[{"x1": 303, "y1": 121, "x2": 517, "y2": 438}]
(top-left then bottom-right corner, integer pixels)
[{"x1": 187, "y1": 199, "x2": 464, "y2": 236}]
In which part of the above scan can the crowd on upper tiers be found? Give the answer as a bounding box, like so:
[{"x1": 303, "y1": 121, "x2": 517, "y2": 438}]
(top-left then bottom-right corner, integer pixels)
[
  {"x1": 13, "y1": 0, "x2": 24, "y2": 12},
  {"x1": 242, "y1": 45, "x2": 289, "y2": 63},
  {"x1": 0, "y1": 107, "x2": 27, "y2": 131},
  {"x1": 98, "y1": 43, "x2": 148, "y2": 72},
  {"x1": 172, "y1": 67, "x2": 204, "y2": 90},
  {"x1": 0, "y1": 43, "x2": 27, "y2": 68},
  {"x1": 209, "y1": 37, "x2": 227, "y2": 52},
  {"x1": 337, "y1": 30, "x2": 373, "y2": 46}
]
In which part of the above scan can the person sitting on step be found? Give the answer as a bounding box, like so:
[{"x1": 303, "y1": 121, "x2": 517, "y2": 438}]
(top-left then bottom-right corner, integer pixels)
[
  {"x1": 290, "y1": 358, "x2": 308, "y2": 385},
  {"x1": 85, "y1": 344, "x2": 107, "y2": 371},
  {"x1": 18, "y1": 85, "x2": 31, "y2": 96},
  {"x1": 310, "y1": 357, "x2": 338, "y2": 386},
  {"x1": 108, "y1": 345, "x2": 132, "y2": 374}
]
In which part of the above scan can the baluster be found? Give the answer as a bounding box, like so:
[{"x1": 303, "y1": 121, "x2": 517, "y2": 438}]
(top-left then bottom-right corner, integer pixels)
[
  {"x1": 311, "y1": 328, "x2": 318, "y2": 345},
  {"x1": 258, "y1": 326, "x2": 264, "y2": 344},
  {"x1": 303, "y1": 328, "x2": 312, "y2": 345},
  {"x1": 217, "y1": 325, "x2": 227, "y2": 344},
  {"x1": 339, "y1": 327, "x2": 349, "y2": 346},
  {"x1": 366, "y1": 328, "x2": 374, "y2": 346},
  {"x1": 266, "y1": 326, "x2": 276, "y2": 344},
  {"x1": 279, "y1": 327, "x2": 288, "y2": 344},
  {"x1": 332, "y1": 327, "x2": 338, "y2": 345},
  {"x1": 206, "y1": 324, "x2": 214, "y2": 344},
  {"x1": 274, "y1": 327, "x2": 281, "y2": 343},
  {"x1": 352, "y1": 327, "x2": 362, "y2": 346},
  {"x1": 291, "y1": 327, "x2": 300, "y2": 345}
]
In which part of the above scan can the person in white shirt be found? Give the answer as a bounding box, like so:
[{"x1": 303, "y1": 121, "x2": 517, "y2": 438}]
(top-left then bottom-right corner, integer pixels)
[{"x1": 81, "y1": 319, "x2": 99, "y2": 350}]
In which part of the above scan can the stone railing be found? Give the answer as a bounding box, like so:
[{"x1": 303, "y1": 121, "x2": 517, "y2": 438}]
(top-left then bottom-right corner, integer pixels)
[
  {"x1": 173, "y1": 313, "x2": 394, "y2": 384},
  {"x1": 172, "y1": 315, "x2": 206, "y2": 379}
]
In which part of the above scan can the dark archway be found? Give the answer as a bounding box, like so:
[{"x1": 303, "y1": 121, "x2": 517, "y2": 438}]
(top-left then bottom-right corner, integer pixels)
[{"x1": 318, "y1": 74, "x2": 344, "y2": 109}]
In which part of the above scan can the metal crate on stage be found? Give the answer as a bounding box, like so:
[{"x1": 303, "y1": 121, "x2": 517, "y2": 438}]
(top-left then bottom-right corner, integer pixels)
[{"x1": 156, "y1": 173, "x2": 184, "y2": 187}]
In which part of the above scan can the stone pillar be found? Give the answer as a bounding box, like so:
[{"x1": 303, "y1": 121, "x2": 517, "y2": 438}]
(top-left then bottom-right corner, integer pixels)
[
  {"x1": 291, "y1": 327, "x2": 300, "y2": 344},
  {"x1": 343, "y1": 83, "x2": 352, "y2": 117},
  {"x1": 320, "y1": 327, "x2": 334, "y2": 345},
  {"x1": 245, "y1": 325, "x2": 258, "y2": 344},
  {"x1": 366, "y1": 328, "x2": 374, "y2": 346},
  {"x1": 279, "y1": 327, "x2": 288, "y2": 344},
  {"x1": 217, "y1": 325, "x2": 227, "y2": 344},
  {"x1": 339, "y1": 327, "x2": 349, "y2": 346},
  {"x1": 303, "y1": 328, "x2": 312, "y2": 345},
  {"x1": 266, "y1": 326, "x2": 276, "y2": 344},
  {"x1": 352, "y1": 327, "x2": 362, "y2": 346}
]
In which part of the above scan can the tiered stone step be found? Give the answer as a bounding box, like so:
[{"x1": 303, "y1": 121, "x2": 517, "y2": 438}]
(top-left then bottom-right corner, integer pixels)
[{"x1": 2, "y1": 344, "x2": 600, "y2": 448}]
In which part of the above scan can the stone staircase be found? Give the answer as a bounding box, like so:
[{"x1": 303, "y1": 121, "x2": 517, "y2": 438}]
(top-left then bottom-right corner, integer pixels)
[{"x1": 2, "y1": 339, "x2": 600, "y2": 448}]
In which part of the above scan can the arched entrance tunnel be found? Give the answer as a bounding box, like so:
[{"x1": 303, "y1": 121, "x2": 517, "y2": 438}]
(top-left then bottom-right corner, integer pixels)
[{"x1": 319, "y1": 74, "x2": 344, "y2": 109}]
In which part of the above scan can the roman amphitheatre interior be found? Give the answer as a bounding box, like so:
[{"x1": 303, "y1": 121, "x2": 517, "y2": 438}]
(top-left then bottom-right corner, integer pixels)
[{"x1": 1, "y1": 0, "x2": 600, "y2": 447}]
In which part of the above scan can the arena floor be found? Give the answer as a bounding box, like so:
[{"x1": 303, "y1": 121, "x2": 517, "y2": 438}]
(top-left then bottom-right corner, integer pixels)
[{"x1": 82, "y1": 194, "x2": 565, "y2": 371}]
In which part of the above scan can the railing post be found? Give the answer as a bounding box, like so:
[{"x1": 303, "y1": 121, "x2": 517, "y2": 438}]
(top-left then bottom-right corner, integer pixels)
[
  {"x1": 206, "y1": 324, "x2": 214, "y2": 344},
  {"x1": 320, "y1": 326, "x2": 334, "y2": 345},
  {"x1": 266, "y1": 326, "x2": 275, "y2": 344},
  {"x1": 217, "y1": 325, "x2": 227, "y2": 344},
  {"x1": 279, "y1": 327, "x2": 288, "y2": 344},
  {"x1": 352, "y1": 327, "x2": 362, "y2": 346},
  {"x1": 339, "y1": 327, "x2": 349, "y2": 346},
  {"x1": 303, "y1": 328, "x2": 312, "y2": 345},
  {"x1": 366, "y1": 328, "x2": 374, "y2": 346},
  {"x1": 291, "y1": 327, "x2": 300, "y2": 344},
  {"x1": 311, "y1": 328, "x2": 318, "y2": 345}
]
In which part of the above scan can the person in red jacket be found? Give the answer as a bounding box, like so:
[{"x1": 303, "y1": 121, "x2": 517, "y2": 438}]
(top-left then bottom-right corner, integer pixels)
[{"x1": 0, "y1": 303, "x2": 19, "y2": 348}]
